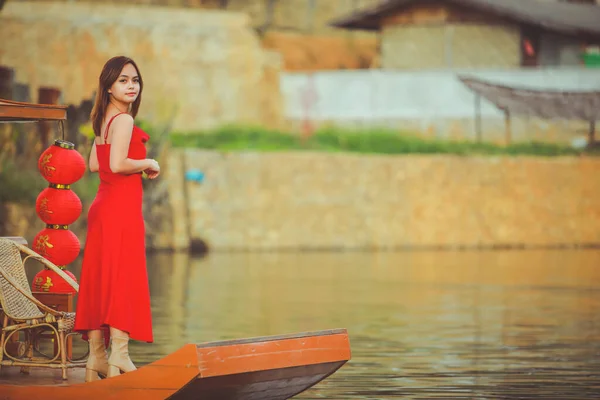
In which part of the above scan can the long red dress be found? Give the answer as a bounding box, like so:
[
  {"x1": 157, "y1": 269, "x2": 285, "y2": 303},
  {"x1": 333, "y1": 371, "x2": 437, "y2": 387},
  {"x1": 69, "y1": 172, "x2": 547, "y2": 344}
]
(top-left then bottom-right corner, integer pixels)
[{"x1": 74, "y1": 113, "x2": 153, "y2": 343}]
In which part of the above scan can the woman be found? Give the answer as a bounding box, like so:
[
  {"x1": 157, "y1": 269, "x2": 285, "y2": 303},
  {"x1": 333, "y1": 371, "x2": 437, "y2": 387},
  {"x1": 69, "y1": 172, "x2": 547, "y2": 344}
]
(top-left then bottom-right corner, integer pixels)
[{"x1": 74, "y1": 56, "x2": 160, "y2": 382}]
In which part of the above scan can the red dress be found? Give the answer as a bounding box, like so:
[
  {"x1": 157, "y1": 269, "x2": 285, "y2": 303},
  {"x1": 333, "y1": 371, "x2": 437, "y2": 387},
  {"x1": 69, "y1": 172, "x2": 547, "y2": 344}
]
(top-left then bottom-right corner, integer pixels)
[{"x1": 74, "y1": 113, "x2": 153, "y2": 343}]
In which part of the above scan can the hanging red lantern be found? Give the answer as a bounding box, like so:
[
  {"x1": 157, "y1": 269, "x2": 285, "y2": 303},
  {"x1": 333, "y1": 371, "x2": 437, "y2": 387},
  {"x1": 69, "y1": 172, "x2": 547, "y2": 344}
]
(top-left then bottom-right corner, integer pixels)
[
  {"x1": 38, "y1": 139, "x2": 86, "y2": 185},
  {"x1": 32, "y1": 268, "x2": 78, "y2": 294},
  {"x1": 32, "y1": 226, "x2": 81, "y2": 267},
  {"x1": 36, "y1": 185, "x2": 82, "y2": 225}
]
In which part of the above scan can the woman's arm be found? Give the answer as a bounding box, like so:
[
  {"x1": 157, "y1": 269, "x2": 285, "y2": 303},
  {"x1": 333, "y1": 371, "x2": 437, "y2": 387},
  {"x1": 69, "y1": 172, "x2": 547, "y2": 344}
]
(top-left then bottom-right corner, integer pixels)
[
  {"x1": 89, "y1": 141, "x2": 99, "y2": 173},
  {"x1": 108, "y1": 114, "x2": 158, "y2": 174}
]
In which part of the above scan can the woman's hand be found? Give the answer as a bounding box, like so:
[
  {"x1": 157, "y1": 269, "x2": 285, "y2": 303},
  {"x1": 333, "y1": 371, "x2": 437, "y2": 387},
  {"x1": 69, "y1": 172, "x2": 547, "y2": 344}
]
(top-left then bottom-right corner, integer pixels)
[{"x1": 144, "y1": 159, "x2": 160, "y2": 179}]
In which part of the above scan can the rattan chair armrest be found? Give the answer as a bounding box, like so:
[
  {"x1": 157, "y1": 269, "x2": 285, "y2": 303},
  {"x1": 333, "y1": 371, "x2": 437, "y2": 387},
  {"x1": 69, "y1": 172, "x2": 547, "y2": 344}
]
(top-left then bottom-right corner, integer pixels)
[
  {"x1": 0, "y1": 267, "x2": 64, "y2": 316},
  {"x1": 17, "y1": 243, "x2": 79, "y2": 292},
  {"x1": 2, "y1": 322, "x2": 29, "y2": 332}
]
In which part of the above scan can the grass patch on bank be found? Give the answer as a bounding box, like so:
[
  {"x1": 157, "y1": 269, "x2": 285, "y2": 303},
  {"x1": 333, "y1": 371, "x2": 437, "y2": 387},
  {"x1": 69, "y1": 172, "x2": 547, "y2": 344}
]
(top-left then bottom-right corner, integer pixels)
[{"x1": 170, "y1": 125, "x2": 590, "y2": 157}]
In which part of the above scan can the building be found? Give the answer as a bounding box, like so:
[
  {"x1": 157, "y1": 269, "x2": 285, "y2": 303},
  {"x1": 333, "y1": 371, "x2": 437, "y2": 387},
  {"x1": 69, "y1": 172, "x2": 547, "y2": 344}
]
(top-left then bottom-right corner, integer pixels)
[{"x1": 330, "y1": 0, "x2": 600, "y2": 69}]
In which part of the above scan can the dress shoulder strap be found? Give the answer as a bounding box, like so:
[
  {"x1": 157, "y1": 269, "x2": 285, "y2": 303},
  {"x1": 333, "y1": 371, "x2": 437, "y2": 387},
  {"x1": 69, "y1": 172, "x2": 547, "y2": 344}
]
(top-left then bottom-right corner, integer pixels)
[{"x1": 103, "y1": 112, "x2": 128, "y2": 144}]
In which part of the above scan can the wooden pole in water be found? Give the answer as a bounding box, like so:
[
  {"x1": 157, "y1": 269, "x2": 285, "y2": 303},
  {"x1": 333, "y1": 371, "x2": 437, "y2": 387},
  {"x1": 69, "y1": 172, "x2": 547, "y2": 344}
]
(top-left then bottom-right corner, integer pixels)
[
  {"x1": 13, "y1": 83, "x2": 31, "y2": 156},
  {"x1": 0, "y1": 66, "x2": 14, "y2": 99},
  {"x1": 37, "y1": 87, "x2": 62, "y2": 148},
  {"x1": 504, "y1": 109, "x2": 512, "y2": 146},
  {"x1": 475, "y1": 94, "x2": 482, "y2": 143}
]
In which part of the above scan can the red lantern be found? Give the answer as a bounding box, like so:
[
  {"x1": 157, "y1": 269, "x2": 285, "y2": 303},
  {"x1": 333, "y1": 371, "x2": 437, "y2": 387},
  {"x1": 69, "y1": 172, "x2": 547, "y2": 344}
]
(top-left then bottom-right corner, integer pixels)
[
  {"x1": 38, "y1": 140, "x2": 86, "y2": 185},
  {"x1": 33, "y1": 226, "x2": 81, "y2": 267},
  {"x1": 32, "y1": 268, "x2": 77, "y2": 294},
  {"x1": 36, "y1": 185, "x2": 82, "y2": 225}
]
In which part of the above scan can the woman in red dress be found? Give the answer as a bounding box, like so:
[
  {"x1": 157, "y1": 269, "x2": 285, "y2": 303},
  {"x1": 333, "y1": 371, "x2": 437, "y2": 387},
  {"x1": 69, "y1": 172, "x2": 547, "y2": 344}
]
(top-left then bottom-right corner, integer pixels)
[{"x1": 74, "y1": 56, "x2": 160, "y2": 382}]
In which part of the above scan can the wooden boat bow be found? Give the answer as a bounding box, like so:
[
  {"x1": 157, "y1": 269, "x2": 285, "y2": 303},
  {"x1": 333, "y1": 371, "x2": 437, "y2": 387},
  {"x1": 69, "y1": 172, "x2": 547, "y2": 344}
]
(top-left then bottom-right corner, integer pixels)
[{"x1": 0, "y1": 329, "x2": 351, "y2": 400}]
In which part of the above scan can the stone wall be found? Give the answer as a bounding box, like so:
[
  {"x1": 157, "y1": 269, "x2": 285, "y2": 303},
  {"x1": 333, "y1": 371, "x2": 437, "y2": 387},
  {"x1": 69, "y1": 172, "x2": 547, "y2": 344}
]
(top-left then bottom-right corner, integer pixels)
[
  {"x1": 5, "y1": 0, "x2": 379, "y2": 35},
  {"x1": 5, "y1": 151, "x2": 599, "y2": 251},
  {"x1": 261, "y1": 32, "x2": 378, "y2": 71},
  {"x1": 162, "y1": 150, "x2": 600, "y2": 251},
  {"x1": 4, "y1": 0, "x2": 379, "y2": 71},
  {"x1": 0, "y1": 1, "x2": 283, "y2": 131}
]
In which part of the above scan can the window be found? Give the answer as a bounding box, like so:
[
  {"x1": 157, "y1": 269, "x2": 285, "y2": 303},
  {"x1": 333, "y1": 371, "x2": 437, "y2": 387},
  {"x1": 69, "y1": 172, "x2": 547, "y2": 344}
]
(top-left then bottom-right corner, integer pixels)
[{"x1": 520, "y1": 29, "x2": 541, "y2": 67}]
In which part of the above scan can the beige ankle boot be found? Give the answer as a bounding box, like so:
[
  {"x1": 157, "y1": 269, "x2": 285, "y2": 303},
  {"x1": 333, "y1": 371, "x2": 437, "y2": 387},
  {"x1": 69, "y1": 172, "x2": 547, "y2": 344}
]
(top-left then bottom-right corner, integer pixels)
[
  {"x1": 85, "y1": 338, "x2": 109, "y2": 382},
  {"x1": 107, "y1": 336, "x2": 137, "y2": 377}
]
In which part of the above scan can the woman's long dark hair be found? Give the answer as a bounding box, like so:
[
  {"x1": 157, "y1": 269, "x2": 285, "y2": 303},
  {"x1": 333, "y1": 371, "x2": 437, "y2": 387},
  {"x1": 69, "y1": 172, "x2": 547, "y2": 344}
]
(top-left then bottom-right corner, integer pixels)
[{"x1": 90, "y1": 56, "x2": 144, "y2": 137}]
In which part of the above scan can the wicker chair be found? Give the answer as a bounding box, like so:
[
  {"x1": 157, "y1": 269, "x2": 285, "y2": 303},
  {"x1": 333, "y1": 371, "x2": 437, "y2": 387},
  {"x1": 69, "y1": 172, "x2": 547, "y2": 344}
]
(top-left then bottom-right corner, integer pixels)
[{"x1": 0, "y1": 237, "x2": 86, "y2": 379}]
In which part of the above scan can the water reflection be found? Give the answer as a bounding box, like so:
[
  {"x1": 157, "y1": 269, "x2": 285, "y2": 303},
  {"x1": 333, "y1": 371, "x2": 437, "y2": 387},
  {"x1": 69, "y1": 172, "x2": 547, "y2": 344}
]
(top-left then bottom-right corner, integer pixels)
[{"x1": 56, "y1": 250, "x2": 600, "y2": 398}]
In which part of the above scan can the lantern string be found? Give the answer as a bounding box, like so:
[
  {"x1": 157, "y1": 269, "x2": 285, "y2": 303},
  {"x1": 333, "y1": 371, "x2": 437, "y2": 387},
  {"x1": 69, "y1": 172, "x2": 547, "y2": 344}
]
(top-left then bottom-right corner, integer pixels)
[{"x1": 59, "y1": 120, "x2": 65, "y2": 141}]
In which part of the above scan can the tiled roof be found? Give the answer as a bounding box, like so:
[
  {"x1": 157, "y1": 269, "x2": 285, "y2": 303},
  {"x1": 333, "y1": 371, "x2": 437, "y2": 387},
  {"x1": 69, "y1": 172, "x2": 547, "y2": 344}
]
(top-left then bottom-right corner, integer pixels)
[{"x1": 330, "y1": 0, "x2": 600, "y2": 39}]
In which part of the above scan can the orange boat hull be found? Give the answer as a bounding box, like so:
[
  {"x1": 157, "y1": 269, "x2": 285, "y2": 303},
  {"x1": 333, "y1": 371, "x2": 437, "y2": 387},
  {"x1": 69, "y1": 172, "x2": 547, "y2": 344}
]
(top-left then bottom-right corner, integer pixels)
[{"x1": 0, "y1": 329, "x2": 351, "y2": 400}]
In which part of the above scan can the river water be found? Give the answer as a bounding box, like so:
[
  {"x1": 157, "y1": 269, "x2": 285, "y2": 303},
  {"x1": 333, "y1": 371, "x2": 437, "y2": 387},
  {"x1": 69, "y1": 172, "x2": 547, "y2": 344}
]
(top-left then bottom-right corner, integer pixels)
[{"x1": 68, "y1": 249, "x2": 600, "y2": 399}]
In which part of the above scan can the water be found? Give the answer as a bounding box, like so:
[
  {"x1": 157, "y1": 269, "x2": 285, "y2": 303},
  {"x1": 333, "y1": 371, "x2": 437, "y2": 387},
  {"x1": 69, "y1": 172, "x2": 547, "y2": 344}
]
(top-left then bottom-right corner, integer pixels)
[{"x1": 72, "y1": 249, "x2": 600, "y2": 398}]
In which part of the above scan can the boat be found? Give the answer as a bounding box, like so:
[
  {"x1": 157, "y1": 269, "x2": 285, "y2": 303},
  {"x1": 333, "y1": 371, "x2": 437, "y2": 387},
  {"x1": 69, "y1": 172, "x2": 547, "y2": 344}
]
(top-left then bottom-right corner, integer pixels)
[
  {"x1": 0, "y1": 98, "x2": 352, "y2": 398},
  {"x1": 0, "y1": 328, "x2": 351, "y2": 399}
]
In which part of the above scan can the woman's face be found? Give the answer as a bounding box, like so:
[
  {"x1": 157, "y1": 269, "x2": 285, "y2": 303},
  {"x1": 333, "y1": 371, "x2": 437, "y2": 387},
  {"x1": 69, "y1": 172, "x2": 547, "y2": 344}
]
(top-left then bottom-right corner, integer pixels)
[{"x1": 108, "y1": 63, "x2": 140, "y2": 104}]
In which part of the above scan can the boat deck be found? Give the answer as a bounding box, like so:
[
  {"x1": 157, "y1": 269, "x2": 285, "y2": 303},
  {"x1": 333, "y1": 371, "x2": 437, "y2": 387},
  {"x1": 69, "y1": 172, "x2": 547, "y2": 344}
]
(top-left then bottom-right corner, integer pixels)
[{"x1": 0, "y1": 365, "x2": 86, "y2": 386}]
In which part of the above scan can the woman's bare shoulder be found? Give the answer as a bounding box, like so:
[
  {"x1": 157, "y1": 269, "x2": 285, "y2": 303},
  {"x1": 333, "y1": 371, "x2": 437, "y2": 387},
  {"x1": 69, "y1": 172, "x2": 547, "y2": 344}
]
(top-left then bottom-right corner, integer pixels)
[
  {"x1": 110, "y1": 113, "x2": 135, "y2": 134},
  {"x1": 104, "y1": 113, "x2": 134, "y2": 144},
  {"x1": 111, "y1": 113, "x2": 134, "y2": 125}
]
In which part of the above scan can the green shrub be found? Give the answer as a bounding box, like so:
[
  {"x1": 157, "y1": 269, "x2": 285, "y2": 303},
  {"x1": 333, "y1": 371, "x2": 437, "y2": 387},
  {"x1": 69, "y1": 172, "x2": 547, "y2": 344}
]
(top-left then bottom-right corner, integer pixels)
[
  {"x1": 170, "y1": 125, "x2": 585, "y2": 157},
  {"x1": 0, "y1": 160, "x2": 47, "y2": 204},
  {"x1": 0, "y1": 159, "x2": 99, "y2": 205}
]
